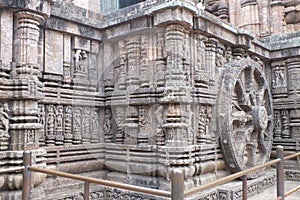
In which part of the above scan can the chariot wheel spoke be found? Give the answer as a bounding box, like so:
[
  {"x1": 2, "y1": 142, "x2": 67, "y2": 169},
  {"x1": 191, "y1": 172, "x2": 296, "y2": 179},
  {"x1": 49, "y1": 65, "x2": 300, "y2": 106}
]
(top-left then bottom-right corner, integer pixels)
[{"x1": 218, "y1": 58, "x2": 273, "y2": 179}]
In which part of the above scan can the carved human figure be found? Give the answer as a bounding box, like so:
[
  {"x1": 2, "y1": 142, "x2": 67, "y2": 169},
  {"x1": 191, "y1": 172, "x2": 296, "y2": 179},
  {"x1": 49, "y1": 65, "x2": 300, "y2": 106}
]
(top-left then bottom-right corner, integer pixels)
[
  {"x1": 91, "y1": 110, "x2": 99, "y2": 142},
  {"x1": 46, "y1": 105, "x2": 56, "y2": 145},
  {"x1": 28, "y1": 81, "x2": 36, "y2": 96},
  {"x1": 55, "y1": 105, "x2": 64, "y2": 145},
  {"x1": 56, "y1": 106, "x2": 63, "y2": 131},
  {"x1": 80, "y1": 50, "x2": 88, "y2": 72},
  {"x1": 103, "y1": 109, "x2": 112, "y2": 142},
  {"x1": 274, "y1": 69, "x2": 284, "y2": 87},
  {"x1": 273, "y1": 111, "x2": 282, "y2": 138},
  {"x1": 115, "y1": 107, "x2": 124, "y2": 144},
  {"x1": 215, "y1": 45, "x2": 225, "y2": 68},
  {"x1": 74, "y1": 49, "x2": 82, "y2": 71},
  {"x1": 196, "y1": 38, "x2": 206, "y2": 71},
  {"x1": 73, "y1": 108, "x2": 82, "y2": 143},
  {"x1": 64, "y1": 106, "x2": 73, "y2": 143},
  {"x1": 118, "y1": 58, "x2": 127, "y2": 88},
  {"x1": 82, "y1": 108, "x2": 91, "y2": 142},
  {"x1": 156, "y1": 32, "x2": 165, "y2": 59}
]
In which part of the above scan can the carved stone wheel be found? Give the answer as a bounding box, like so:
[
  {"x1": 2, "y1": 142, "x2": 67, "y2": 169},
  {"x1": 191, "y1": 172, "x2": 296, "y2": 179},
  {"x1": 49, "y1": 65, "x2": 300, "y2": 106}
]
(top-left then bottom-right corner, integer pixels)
[{"x1": 217, "y1": 58, "x2": 273, "y2": 179}]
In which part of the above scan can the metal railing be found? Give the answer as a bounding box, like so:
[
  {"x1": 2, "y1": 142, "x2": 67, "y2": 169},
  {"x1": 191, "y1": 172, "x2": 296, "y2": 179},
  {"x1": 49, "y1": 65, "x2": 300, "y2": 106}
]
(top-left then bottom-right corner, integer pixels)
[
  {"x1": 0, "y1": 145, "x2": 299, "y2": 200},
  {"x1": 184, "y1": 145, "x2": 300, "y2": 200}
]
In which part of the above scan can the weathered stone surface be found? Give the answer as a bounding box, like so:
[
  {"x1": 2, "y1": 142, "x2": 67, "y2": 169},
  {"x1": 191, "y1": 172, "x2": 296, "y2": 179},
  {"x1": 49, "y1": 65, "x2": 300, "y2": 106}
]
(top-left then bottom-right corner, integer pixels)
[
  {"x1": 45, "y1": 30, "x2": 64, "y2": 75},
  {"x1": 0, "y1": 0, "x2": 300, "y2": 200}
]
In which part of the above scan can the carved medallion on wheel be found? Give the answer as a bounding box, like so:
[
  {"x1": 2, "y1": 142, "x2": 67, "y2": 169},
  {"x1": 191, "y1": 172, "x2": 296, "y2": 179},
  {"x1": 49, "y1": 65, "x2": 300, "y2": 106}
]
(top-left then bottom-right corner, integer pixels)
[{"x1": 217, "y1": 58, "x2": 273, "y2": 178}]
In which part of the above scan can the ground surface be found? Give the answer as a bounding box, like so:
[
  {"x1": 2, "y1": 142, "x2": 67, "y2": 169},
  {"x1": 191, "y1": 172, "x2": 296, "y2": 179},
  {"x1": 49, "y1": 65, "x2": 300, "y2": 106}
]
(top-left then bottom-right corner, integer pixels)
[{"x1": 249, "y1": 180, "x2": 300, "y2": 200}]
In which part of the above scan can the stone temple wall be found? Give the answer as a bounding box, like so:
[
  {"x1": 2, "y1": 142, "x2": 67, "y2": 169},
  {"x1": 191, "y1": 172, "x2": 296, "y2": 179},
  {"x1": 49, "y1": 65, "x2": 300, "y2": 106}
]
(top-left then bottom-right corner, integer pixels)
[{"x1": 0, "y1": 0, "x2": 299, "y2": 199}]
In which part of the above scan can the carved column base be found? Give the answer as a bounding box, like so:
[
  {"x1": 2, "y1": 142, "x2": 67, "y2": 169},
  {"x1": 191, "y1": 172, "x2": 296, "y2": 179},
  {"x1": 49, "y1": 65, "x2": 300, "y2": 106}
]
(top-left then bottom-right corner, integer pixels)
[{"x1": 0, "y1": 149, "x2": 46, "y2": 191}]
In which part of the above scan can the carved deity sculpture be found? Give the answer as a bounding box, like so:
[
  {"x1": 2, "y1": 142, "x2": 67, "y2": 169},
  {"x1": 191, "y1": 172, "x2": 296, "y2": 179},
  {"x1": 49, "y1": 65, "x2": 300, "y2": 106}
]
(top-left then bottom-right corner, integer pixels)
[
  {"x1": 273, "y1": 69, "x2": 285, "y2": 88},
  {"x1": 74, "y1": 49, "x2": 88, "y2": 75},
  {"x1": 156, "y1": 32, "x2": 165, "y2": 59},
  {"x1": 55, "y1": 105, "x2": 64, "y2": 145},
  {"x1": 64, "y1": 106, "x2": 73, "y2": 144},
  {"x1": 115, "y1": 107, "x2": 124, "y2": 144},
  {"x1": 74, "y1": 49, "x2": 82, "y2": 71},
  {"x1": 103, "y1": 109, "x2": 112, "y2": 142},
  {"x1": 91, "y1": 110, "x2": 99, "y2": 142},
  {"x1": 273, "y1": 111, "x2": 282, "y2": 138},
  {"x1": 197, "y1": 105, "x2": 206, "y2": 142},
  {"x1": 82, "y1": 108, "x2": 91, "y2": 142},
  {"x1": 46, "y1": 105, "x2": 56, "y2": 146},
  {"x1": 73, "y1": 108, "x2": 82, "y2": 144}
]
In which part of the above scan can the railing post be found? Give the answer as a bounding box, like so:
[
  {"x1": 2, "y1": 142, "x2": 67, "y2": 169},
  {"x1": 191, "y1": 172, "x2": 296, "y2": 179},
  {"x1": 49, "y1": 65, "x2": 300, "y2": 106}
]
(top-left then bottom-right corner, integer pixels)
[
  {"x1": 171, "y1": 169, "x2": 184, "y2": 200},
  {"x1": 84, "y1": 181, "x2": 90, "y2": 200},
  {"x1": 22, "y1": 151, "x2": 32, "y2": 200},
  {"x1": 242, "y1": 175, "x2": 247, "y2": 200},
  {"x1": 276, "y1": 145, "x2": 285, "y2": 200}
]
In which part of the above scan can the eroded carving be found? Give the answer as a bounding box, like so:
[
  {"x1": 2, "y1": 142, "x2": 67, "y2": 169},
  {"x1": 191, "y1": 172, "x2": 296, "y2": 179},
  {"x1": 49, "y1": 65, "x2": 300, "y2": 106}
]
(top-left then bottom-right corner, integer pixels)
[{"x1": 0, "y1": 103, "x2": 10, "y2": 150}]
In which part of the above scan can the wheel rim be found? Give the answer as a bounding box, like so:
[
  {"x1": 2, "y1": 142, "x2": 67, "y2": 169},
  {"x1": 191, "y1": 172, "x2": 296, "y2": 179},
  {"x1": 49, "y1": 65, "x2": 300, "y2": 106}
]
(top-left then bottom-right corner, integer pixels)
[{"x1": 217, "y1": 58, "x2": 273, "y2": 179}]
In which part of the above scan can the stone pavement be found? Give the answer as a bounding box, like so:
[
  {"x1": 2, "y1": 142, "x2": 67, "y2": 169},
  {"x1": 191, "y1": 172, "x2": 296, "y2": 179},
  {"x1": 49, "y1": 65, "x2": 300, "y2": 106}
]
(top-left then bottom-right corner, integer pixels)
[{"x1": 249, "y1": 180, "x2": 300, "y2": 200}]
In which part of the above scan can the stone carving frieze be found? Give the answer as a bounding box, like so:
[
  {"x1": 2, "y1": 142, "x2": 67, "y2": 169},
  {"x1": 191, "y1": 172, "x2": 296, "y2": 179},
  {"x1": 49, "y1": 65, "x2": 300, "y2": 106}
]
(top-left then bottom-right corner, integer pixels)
[{"x1": 41, "y1": 105, "x2": 100, "y2": 146}]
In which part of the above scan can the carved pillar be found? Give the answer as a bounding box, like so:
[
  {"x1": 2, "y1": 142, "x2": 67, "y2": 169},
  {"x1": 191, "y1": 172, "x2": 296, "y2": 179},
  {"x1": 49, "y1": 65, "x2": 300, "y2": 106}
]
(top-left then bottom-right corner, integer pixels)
[
  {"x1": 126, "y1": 36, "x2": 141, "y2": 91},
  {"x1": 3, "y1": 0, "x2": 52, "y2": 192},
  {"x1": 281, "y1": 110, "x2": 290, "y2": 138},
  {"x1": 124, "y1": 106, "x2": 139, "y2": 145},
  {"x1": 116, "y1": 40, "x2": 127, "y2": 90},
  {"x1": 204, "y1": 38, "x2": 218, "y2": 86},
  {"x1": 38, "y1": 104, "x2": 46, "y2": 146},
  {"x1": 270, "y1": 0, "x2": 285, "y2": 34},
  {"x1": 10, "y1": 11, "x2": 45, "y2": 150},
  {"x1": 162, "y1": 24, "x2": 192, "y2": 146},
  {"x1": 287, "y1": 58, "x2": 300, "y2": 97},
  {"x1": 139, "y1": 34, "x2": 150, "y2": 88},
  {"x1": 239, "y1": 0, "x2": 260, "y2": 35},
  {"x1": 218, "y1": 0, "x2": 229, "y2": 22},
  {"x1": 165, "y1": 24, "x2": 185, "y2": 88},
  {"x1": 63, "y1": 34, "x2": 72, "y2": 83},
  {"x1": 258, "y1": 0, "x2": 270, "y2": 36},
  {"x1": 155, "y1": 29, "x2": 167, "y2": 87},
  {"x1": 194, "y1": 34, "x2": 209, "y2": 88}
]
